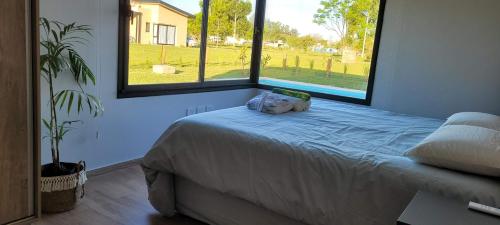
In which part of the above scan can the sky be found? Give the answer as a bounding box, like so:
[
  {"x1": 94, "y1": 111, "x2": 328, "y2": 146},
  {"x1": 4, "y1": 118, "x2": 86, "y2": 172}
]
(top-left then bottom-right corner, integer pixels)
[{"x1": 162, "y1": 0, "x2": 340, "y2": 41}]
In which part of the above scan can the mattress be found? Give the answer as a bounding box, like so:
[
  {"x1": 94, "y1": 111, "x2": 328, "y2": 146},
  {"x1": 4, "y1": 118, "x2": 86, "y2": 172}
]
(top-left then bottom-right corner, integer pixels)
[{"x1": 142, "y1": 99, "x2": 500, "y2": 225}]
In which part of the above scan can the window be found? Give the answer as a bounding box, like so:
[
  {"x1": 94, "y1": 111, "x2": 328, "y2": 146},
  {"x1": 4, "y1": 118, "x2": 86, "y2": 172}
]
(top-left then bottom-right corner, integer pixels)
[
  {"x1": 156, "y1": 24, "x2": 176, "y2": 45},
  {"x1": 118, "y1": 0, "x2": 385, "y2": 104},
  {"x1": 258, "y1": 0, "x2": 385, "y2": 103},
  {"x1": 119, "y1": 0, "x2": 257, "y2": 97},
  {"x1": 205, "y1": 0, "x2": 256, "y2": 81},
  {"x1": 152, "y1": 24, "x2": 158, "y2": 43}
]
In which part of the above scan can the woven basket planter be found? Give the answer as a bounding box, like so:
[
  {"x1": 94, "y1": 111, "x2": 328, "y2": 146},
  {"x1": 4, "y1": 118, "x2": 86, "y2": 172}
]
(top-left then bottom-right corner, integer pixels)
[{"x1": 41, "y1": 162, "x2": 87, "y2": 213}]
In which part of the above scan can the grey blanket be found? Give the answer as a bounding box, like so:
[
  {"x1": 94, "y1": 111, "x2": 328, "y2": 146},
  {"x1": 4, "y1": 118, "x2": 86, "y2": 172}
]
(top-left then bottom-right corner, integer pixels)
[{"x1": 142, "y1": 100, "x2": 500, "y2": 225}]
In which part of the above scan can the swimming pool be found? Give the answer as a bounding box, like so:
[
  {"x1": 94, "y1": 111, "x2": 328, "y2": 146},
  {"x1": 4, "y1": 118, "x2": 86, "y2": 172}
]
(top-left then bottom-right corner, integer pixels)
[{"x1": 259, "y1": 78, "x2": 367, "y2": 99}]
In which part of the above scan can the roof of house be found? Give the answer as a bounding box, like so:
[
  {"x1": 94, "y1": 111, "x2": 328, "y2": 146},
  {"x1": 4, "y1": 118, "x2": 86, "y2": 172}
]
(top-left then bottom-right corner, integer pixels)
[{"x1": 139, "y1": 0, "x2": 195, "y2": 18}]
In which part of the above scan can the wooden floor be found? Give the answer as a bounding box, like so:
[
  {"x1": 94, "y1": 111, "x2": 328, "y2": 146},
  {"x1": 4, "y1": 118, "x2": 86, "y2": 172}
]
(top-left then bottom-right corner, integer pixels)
[{"x1": 33, "y1": 165, "x2": 206, "y2": 225}]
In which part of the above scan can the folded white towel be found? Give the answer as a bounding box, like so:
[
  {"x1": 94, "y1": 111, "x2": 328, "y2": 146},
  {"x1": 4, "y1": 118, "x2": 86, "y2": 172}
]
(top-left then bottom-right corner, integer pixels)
[{"x1": 247, "y1": 93, "x2": 309, "y2": 114}]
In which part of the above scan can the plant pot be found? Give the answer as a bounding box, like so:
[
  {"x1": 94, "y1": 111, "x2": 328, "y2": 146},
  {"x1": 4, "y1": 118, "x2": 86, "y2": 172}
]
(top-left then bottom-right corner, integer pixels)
[{"x1": 41, "y1": 162, "x2": 87, "y2": 213}]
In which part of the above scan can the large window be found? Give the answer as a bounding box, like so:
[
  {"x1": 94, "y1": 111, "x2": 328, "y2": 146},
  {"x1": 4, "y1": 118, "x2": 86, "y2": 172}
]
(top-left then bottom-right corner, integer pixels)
[
  {"x1": 118, "y1": 0, "x2": 258, "y2": 97},
  {"x1": 118, "y1": 0, "x2": 385, "y2": 104},
  {"x1": 259, "y1": 0, "x2": 384, "y2": 103}
]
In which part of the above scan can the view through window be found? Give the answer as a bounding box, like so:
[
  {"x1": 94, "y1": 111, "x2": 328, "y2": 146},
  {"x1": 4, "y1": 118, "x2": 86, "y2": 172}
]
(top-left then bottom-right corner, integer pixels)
[
  {"x1": 127, "y1": 0, "x2": 255, "y2": 85},
  {"x1": 205, "y1": 0, "x2": 256, "y2": 81},
  {"x1": 260, "y1": 0, "x2": 381, "y2": 99},
  {"x1": 129, "y1": 0, "x2": 201, "y2": 85},
  {"x1": 121, "y1": 0, "x2": 384, "y2": 102}
]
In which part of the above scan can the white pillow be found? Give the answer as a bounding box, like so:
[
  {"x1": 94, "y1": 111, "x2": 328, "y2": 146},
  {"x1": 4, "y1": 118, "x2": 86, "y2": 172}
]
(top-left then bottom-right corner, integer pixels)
[
  {"x1": 443, "y1": 112, "x2": 500, "y2": 131},
  {"x1": 405, "y1": 125, "x2": 500, "y2": 177}
]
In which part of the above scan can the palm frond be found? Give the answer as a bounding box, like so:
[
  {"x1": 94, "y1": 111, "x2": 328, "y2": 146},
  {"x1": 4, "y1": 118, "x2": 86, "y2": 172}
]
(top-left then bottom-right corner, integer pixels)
[
  {"x1": 53, "y1": 89, "x2": 104, "y2": 117},
  {"x1": 68, "y1": 49, "x2": 96, "y2": 85}
]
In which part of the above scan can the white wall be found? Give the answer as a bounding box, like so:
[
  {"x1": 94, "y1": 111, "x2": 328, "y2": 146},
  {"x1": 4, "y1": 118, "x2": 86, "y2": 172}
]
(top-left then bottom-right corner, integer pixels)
[
  {"x1": 372, "y1": 0, "x2": 500, "y2": 118},
  {"x1": 40, "y1": 0, "x2": 257, "y2": 170}
]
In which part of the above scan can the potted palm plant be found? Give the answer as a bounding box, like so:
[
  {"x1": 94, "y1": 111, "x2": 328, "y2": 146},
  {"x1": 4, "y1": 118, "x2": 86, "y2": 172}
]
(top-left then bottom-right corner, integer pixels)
[{"x1": 40, "y1": 18, "x2": 103, "y2": 213}]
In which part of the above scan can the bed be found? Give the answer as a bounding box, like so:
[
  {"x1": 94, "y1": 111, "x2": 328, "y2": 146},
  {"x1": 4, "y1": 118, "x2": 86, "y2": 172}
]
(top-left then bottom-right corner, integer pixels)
[{"x1": 141, "y1": 99, "x2": 500, "y2": 225}]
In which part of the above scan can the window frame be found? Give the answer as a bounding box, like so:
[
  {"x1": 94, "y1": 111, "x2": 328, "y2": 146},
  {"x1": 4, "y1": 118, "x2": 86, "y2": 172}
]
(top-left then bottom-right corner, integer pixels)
[
  {"x1": 152, "y1": 24, "x2": 158, "y2": 43},
  {"x1": 117, "y1": 0, "x2": 386, "y2": 106}
]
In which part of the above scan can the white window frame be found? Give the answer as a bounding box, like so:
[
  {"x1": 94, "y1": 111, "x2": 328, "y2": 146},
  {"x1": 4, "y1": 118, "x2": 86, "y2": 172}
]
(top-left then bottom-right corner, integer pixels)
[{"x1": 155, "y1": 24, "x2": 176, "y2": 45}]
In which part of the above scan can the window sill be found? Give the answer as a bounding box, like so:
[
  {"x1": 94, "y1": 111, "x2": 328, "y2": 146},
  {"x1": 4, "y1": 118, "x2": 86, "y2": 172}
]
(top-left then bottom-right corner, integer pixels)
[
  {"x1": 257, "y1": 84, "x2": 371, "y2": 106},
  {"x1": 118, "y1": 81, "x2": 371, "y2": 106},
  {"x1": 117, "y1": 81, "x2": 258, "y2": 98}
]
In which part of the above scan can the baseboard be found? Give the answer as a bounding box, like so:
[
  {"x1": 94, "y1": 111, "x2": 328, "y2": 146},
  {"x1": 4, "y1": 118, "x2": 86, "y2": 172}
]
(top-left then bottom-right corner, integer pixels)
[
  {"x1": 6, "y1": 215, "x2": 37, "y2": 225},
  {"x1": 86, "y1": 158, "x2": 143, "y2": 177}
]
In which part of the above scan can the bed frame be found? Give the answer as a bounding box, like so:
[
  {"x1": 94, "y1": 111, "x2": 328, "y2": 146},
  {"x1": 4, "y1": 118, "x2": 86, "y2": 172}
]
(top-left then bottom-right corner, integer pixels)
[{"x1": 150, "y1": 173, "x2": 307, "y2": 225}]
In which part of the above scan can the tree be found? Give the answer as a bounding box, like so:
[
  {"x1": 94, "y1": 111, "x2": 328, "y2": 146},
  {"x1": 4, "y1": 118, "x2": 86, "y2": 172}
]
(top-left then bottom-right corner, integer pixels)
[
  {"x1": 264, "y1": 20, "x2": 299, "y2": 42},
  {"x1": 187, "y1": 0, "x2": 254, "y2": 44},
  {"x1": 228, "y1": 0, "x2": 253, "y2": 39},
  {"x1": 288, "y1": 35, "x2": 317, "y2": 52},
  {"x1": 208, "y1": 0, "x2": 232, "y2": 42},
  {"x1": 188, "y1": 13, "x2": 203, "y2": 41},
  {"x1": 347, "y1": 0, "x2": 379, "y2": 57},
  {"x1": 313, "y1": 0, "x2": 379, "y2": 56},
  {"x1": 240, "y1": 18, "x2": 254, "y2": 40},
  {"x1": 313, "y1": 0, "x2": 353, "y2": 51}
]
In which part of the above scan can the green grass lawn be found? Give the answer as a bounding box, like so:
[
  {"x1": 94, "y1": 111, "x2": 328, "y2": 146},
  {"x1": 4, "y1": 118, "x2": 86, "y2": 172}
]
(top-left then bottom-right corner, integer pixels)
[{"x1": 129, "y1": 44, "x2": 370, "y2": 91}]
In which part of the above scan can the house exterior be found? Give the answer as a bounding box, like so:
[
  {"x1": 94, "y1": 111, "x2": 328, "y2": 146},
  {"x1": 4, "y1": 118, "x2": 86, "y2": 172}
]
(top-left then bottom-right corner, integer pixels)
[{"x1": 130, "y1": 0, "x2": 194, "y2": 47}]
